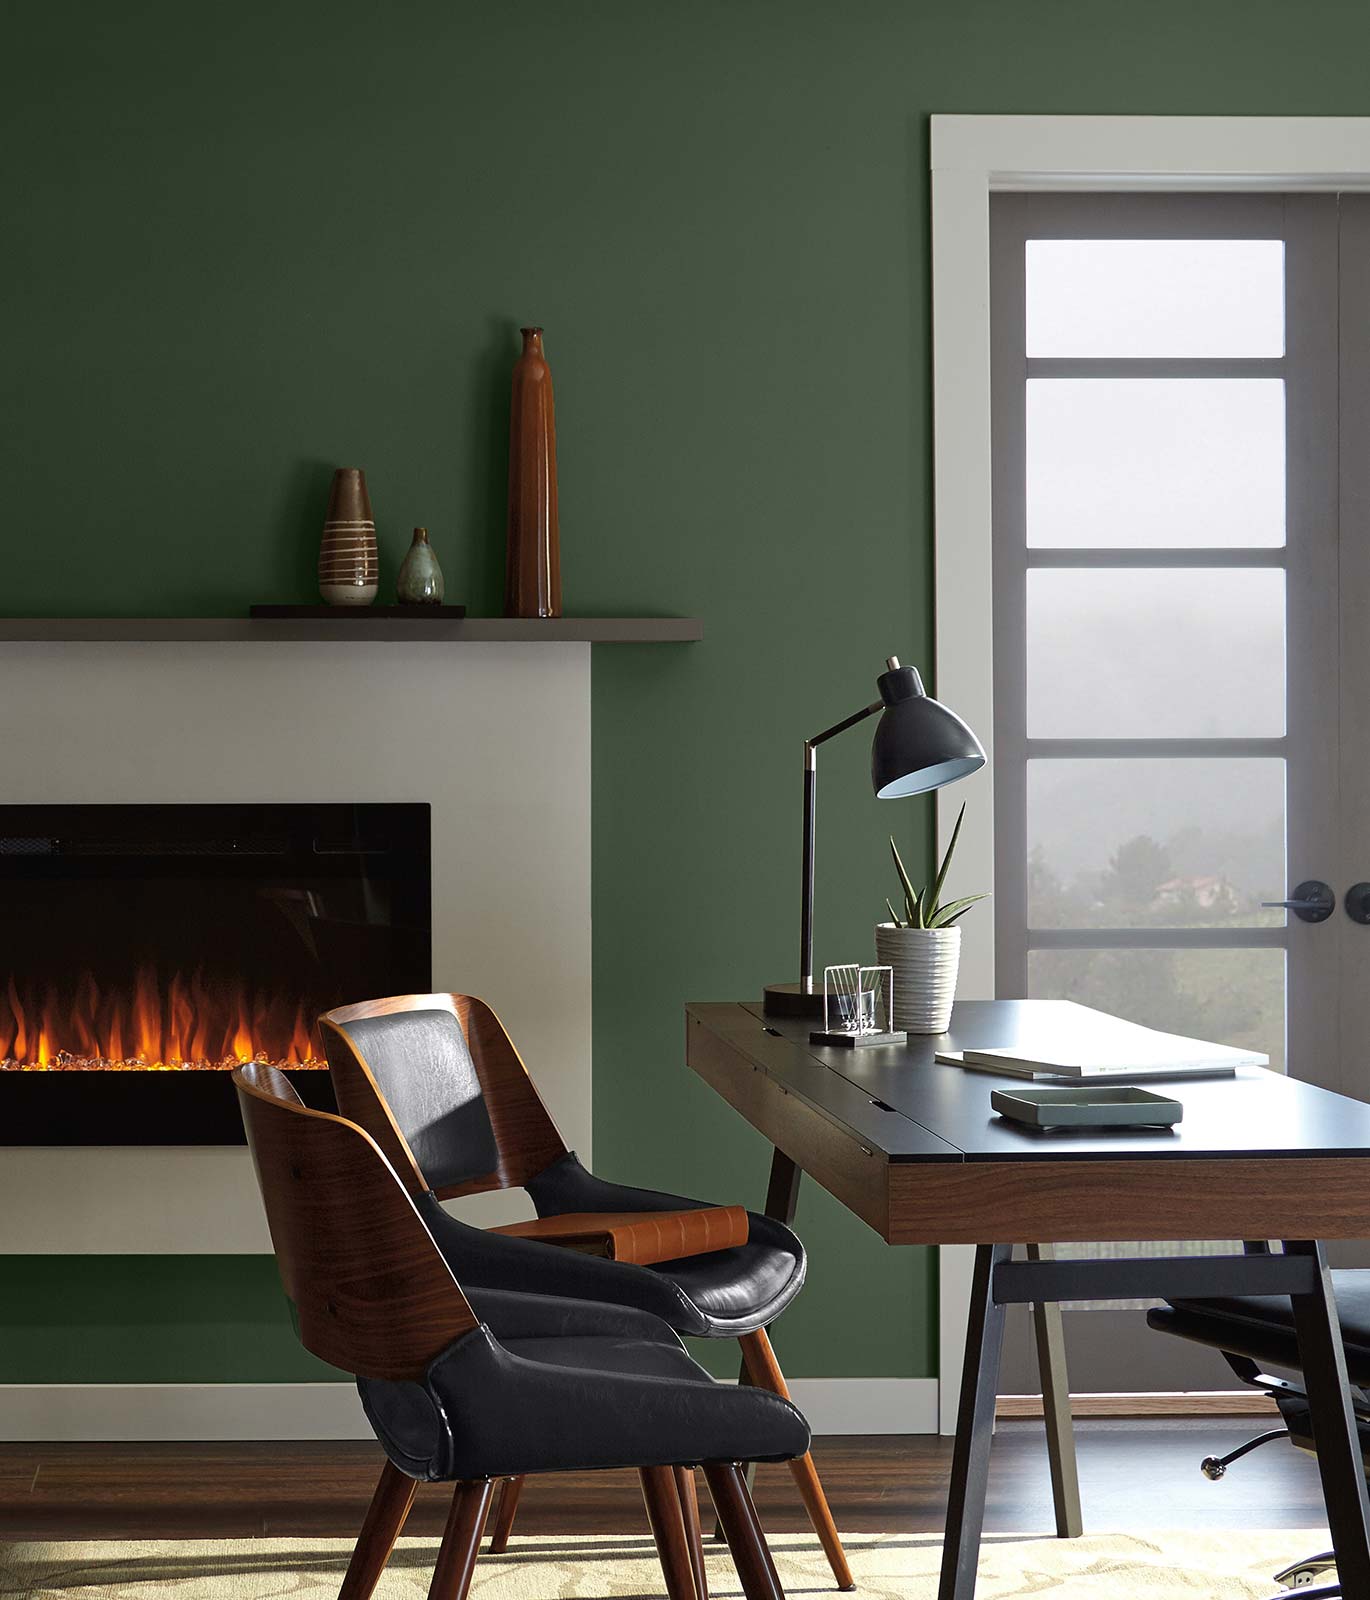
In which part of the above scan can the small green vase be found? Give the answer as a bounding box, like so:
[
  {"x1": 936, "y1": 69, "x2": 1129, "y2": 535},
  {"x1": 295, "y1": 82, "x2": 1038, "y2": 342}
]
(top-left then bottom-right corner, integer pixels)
[{"x1": 396, "y1": 527, "x2": 445, "y2": 604}]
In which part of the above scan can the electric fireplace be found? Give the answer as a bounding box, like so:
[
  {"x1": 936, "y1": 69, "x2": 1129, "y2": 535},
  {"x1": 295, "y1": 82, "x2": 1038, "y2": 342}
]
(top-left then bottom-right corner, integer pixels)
[{"x1": 0, "y1": 802, "x2": 431, "y2": 1144}]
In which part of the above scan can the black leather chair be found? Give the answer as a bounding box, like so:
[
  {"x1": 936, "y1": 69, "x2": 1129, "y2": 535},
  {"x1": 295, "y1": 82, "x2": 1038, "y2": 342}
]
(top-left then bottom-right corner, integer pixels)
[
  {"x1": 234, "y1": 1060, "x2": 810, "y2": 1600},
  {"x1": 1147, "y1": 1252, "x2": 1370, "y2": 1597},
  {"x1": 319, "y1": 993, "x2": 853, "y2": 1590}
]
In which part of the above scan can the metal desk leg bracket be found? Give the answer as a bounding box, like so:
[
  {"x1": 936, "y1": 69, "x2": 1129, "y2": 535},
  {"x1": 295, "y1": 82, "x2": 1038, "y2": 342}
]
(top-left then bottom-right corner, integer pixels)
[{"x1": 1027, "y1": 1243, "x2": 1083, "y2": 1539}]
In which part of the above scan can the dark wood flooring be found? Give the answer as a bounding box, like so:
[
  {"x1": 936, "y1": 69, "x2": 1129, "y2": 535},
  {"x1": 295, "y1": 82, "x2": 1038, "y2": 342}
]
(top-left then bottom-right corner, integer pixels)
[{"x1": 0, "y1": 1422, "x2": 1331, "y2": 1541}]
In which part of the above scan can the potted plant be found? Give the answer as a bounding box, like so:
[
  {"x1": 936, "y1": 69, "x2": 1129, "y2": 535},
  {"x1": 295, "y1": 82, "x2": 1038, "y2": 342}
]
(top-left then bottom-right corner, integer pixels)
[{"x1": 877, "y1": 803, "x2": 986, "y2": 1034}]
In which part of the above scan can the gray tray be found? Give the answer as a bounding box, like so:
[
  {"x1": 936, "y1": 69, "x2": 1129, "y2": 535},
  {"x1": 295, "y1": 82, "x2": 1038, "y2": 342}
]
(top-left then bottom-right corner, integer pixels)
[{"x1": 990, "y1": 1084, "x2": 1183, "y2": 1130}]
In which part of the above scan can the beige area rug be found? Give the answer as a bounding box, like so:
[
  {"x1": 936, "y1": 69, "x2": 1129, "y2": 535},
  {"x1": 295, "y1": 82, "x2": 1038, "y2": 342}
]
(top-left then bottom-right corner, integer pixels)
[{"x1": 0, "y1": 1530, "x2": 1331, "y2": 1598}]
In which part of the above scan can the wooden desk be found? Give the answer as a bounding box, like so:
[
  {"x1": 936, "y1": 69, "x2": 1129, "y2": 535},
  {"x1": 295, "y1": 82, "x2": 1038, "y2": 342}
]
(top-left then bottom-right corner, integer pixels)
[{"x1": 687, "y1": 998, "x2": 1370, "y2": 1600}]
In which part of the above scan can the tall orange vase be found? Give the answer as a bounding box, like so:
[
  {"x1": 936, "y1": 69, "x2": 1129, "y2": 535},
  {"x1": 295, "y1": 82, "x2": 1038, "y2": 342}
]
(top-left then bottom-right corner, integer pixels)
[{"x1": 505, "y1": 327, "x2": 561, "y2": 618}]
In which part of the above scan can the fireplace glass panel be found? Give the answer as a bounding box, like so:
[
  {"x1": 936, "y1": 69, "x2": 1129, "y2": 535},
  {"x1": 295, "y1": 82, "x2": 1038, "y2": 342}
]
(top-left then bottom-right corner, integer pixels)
[{"x1": 0, "y1": 803, "x2": 431, "y2": 1144}]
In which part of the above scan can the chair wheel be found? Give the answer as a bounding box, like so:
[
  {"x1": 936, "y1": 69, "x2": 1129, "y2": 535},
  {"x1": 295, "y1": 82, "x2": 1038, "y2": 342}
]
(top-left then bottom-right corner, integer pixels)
[{"x1": 1200, "y1": 1457, "x2": 1226, "y2": 1480}]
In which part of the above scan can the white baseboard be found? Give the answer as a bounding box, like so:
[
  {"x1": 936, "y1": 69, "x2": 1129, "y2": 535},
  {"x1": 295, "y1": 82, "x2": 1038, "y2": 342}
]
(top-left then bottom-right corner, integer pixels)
[
  {"x1": 0, "y1": 1383, "x2": 372, "y2": 1442},
  {"x1": 0, "y1": 1378, "x2": 939, "y2": 1442},
  {"x1": 787, "y1": 1378, "x2": 938, "y2": 1435}
]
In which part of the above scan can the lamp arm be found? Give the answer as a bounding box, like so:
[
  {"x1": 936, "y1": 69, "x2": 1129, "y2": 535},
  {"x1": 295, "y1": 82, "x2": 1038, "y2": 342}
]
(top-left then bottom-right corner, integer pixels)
[
  {"x1": 799, "y1": 700, "x2": 883, "y2": 993},
  {"x1": 807, "y1": 699, "x2": 884, "y2": 751}
]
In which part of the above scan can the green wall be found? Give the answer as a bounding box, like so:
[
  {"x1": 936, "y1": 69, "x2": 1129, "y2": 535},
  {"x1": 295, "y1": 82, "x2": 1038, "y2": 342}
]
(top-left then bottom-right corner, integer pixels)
[
  {"x1": 0, "y1": 1259, "x2": 333, "y2": 1384},
  {"x1": 6, "y1": 0, "x2": 1369, "y2": 1389}
]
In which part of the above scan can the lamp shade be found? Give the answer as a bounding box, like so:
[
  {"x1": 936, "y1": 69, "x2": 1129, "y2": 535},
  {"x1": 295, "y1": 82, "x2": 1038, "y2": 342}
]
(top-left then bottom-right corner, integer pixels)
[{"x1": 870, "y1": 660, "x2": 985, "y2": 800}]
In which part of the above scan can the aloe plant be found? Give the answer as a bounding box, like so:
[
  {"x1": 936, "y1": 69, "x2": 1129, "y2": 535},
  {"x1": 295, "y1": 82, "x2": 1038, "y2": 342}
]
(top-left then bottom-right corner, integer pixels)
[{"x1": 884, "y1": 803, "x2": 987, "y2": 929}]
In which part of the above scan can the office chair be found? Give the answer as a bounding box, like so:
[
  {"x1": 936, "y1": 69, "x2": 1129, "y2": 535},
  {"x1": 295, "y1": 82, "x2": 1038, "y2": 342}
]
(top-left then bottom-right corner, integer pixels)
[
  {"x1": 234, "y1": 1059, "x2": 810, "y2": 1600},
  {"x1": 319, "y1": 991, "x2": 853, "y2": 1590},
  {"x1": 1147, "y1": 1243, "x2": 1370, "y2": 1597}
]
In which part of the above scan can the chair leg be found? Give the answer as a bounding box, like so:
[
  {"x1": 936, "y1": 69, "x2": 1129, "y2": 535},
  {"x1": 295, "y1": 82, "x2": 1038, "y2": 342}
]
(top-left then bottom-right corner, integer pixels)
[
  {"x1": 703, "y1": 1461, "x2": 787, "y2": 1600},
  {"x1": 427, "y1": 1479, "x2": 495, "y2": 1600},
  {"x1": 641, "y1": 1465, "x2": 699, "y2": 1600},
  {"x1": 486, "y1": 1475, "x2": 524, "y2": 1553},
  {"x1": 739, "y1": 1328, "x2": 854, "y2": 1591},
  {"x1": 675, "y1": 1464, "x2": 709, "y2": 1600},
  {"x1": 339, "y1": 1458, "x2": 418, "y2": 1600}
]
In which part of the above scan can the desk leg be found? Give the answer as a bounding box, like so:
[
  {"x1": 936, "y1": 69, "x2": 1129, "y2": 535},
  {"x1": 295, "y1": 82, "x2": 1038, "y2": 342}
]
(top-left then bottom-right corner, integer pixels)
[
  {"x1": 938, "y1": 1242, "x2": 1010, "y2": 1600},
  {"x1": 715, "y1": 1147, "x2": 804, "y2": 1541},
  {"x1": 1285, "y1": 1239, "x2": 1370, "y2": 1594},
  {"x1": 1026, "y1": 1244, "x2": 1082, "y2": 1539},
  {"x1": 761, "y1": 1146, "x2": 804, "y2": 1225}
]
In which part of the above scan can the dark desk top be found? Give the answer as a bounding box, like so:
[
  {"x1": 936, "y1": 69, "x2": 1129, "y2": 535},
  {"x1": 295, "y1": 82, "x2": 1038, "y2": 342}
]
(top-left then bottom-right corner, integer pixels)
[{"x1": 689, "y1": 998, "x2": 1370, "y2": 1165}]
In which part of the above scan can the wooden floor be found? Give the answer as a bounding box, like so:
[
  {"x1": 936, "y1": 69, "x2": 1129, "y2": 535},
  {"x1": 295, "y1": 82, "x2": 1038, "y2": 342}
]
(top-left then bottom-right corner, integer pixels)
[{"x1": 0, "y1": 1422, "x2": 1331, "y2": 1541}]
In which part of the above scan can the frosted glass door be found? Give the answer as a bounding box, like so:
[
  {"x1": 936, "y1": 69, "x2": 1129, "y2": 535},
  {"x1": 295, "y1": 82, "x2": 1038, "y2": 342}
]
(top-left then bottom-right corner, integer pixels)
[{"x1": 989, "y1": 192, "x2": 1340, "y2": 1392}]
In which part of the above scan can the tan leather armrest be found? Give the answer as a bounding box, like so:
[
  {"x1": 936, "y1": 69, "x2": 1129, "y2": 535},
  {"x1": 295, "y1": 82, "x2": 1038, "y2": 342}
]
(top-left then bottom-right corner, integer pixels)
[{"x1": 490, "y1": 1205, "x2": 749, "y2": 1265}]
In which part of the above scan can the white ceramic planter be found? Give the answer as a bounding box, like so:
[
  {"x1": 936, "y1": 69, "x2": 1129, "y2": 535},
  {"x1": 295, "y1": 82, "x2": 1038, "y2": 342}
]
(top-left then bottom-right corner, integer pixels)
[{"x1": 875, "y1": 922, "x2": 962, "y2": 1034}]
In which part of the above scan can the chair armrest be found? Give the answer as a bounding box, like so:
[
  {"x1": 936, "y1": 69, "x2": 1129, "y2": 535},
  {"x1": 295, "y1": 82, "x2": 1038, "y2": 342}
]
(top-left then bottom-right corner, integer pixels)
[
  {"x1": 490, "y1": 1206, "x2": 750, "y2": 1265},
  {"x1": 413, "y1": 1187, "x2": 711, "y2": 1336},
  {"x1": 465, "y1": 1286, "x2": 684, "y2": 1344}
]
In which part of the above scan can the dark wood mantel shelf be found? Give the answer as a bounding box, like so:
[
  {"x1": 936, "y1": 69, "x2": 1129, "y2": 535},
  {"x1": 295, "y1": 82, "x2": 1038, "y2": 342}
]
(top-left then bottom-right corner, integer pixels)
[{"x1": 0, "y1": 617, "x2": 703, "y2": 644}]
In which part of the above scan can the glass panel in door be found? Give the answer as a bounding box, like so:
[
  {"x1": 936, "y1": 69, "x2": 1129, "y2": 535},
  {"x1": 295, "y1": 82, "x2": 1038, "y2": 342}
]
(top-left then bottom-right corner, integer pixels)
[{"x1": 989, "y1": 191, "x2": 1340, "y2": 1394}]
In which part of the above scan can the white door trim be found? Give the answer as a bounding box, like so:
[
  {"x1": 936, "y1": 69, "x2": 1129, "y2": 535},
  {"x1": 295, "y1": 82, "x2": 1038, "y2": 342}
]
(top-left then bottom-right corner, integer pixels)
[{"x1": 930, "y1": 114, "x2": 1370, "y2": 1433}]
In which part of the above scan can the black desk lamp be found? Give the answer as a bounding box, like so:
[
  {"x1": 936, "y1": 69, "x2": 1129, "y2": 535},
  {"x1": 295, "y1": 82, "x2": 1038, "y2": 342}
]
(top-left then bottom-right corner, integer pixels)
[{"x1": 763, "y1": 655, "x2": 986, "y2": 1019}]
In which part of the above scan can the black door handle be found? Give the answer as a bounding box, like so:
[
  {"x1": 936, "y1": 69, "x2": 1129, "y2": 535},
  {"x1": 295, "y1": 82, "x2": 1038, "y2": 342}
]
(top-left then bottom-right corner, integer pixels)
[
  {"x1": 1262, "y1": 880, "x2": 1335, "y2": 923},
  {"x1": 1347, "y1": 884, "x2": 1370, "y2": 924}
]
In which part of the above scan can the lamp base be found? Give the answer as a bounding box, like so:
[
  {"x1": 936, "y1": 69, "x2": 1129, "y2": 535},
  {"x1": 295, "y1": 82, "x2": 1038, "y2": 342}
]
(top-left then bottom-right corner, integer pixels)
[{"x1": 763, "y1": 982, "x2": 826, "y2": 1019}]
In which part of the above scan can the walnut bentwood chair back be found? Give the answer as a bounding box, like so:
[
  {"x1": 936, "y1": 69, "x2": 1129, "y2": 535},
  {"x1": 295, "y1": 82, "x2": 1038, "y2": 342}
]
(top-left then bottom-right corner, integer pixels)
[
  {"x1": 321, "y1": 991, "x2": 567, "y2": 1201},
  {"x1": 235, "y1": 1060, "x2": 477, "y2": 1377}
]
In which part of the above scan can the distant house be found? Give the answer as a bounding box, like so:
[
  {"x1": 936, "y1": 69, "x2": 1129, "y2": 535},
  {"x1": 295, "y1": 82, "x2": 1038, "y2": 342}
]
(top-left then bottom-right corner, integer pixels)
[{"x1": 1152, "y1": 875, "x2": 1239, "y2": 914}]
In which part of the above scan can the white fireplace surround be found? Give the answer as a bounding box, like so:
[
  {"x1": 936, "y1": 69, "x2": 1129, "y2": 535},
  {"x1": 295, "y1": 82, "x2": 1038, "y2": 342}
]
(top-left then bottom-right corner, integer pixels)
[
  {"x1": 0, "y1": 636, "x2": 950, "y2": 1439},
  {"x1": 0, "y1": 640, "x2": 592, "y2": 1251}
]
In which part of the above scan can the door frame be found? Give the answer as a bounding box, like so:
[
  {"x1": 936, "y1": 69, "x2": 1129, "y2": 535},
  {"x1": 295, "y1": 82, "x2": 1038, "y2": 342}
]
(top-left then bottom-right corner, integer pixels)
[{"x1": 931, "y1": 114, "x2": 1370, "y2": 1432}]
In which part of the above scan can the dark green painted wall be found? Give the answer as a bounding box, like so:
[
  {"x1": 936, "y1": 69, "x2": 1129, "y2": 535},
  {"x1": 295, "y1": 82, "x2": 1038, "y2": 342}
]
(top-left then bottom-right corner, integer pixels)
[
  {"x1": 0, "y1": 1259, "x2": 335, "y2": 1384},
  {"x1": 6, "y1": 0, "x2": 1370, "y2": 1387}
]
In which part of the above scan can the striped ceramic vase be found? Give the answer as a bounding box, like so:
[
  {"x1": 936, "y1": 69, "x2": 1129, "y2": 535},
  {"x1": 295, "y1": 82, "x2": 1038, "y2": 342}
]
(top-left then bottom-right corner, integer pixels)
[{"x1": 318, "y1": 467, "x2": 379, "y2": 605}]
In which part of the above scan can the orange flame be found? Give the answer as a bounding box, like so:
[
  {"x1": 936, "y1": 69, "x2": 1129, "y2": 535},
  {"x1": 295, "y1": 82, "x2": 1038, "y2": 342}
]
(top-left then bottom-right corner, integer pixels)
[{"x1": 0, "y1": 963, "x2": 321, "y2": 1071}]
